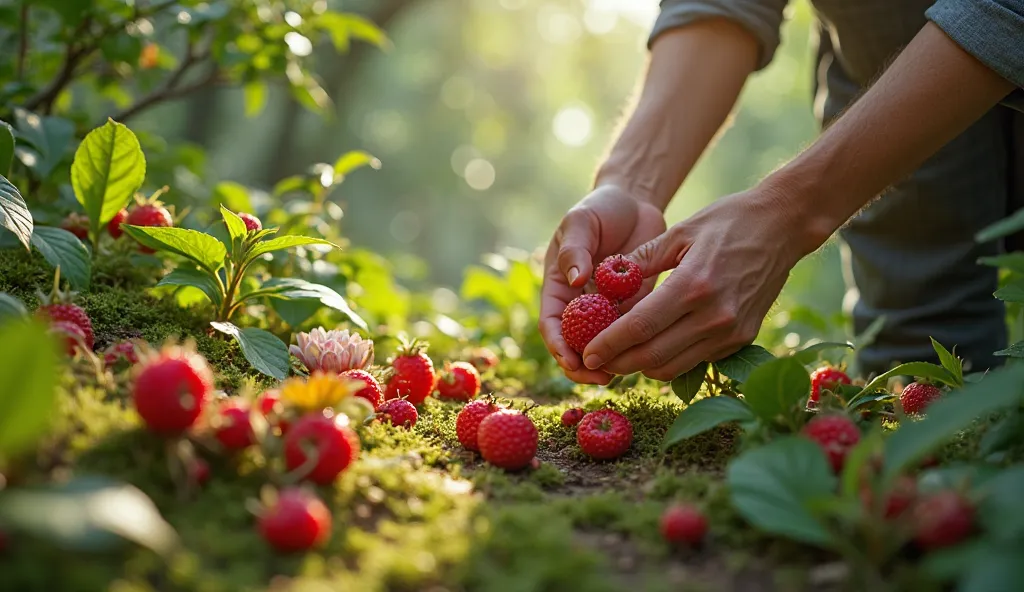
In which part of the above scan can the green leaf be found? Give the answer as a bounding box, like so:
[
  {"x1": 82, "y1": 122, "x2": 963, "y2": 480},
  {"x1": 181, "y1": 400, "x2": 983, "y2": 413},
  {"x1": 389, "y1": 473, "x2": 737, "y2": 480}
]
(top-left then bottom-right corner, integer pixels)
[
  {"x1": 247, "y1": 235, "x2": 337, "y2": 260},
  {"x1": 0, "y1": 475, "x2": 178, "y2": 555},
  {"x1": 853, "y1": 362, "x2": 958, "y2": 404},
  {"x1": 0, "y1": 293, "x2": 27, "y2": 320},
  {"x1": 70, "y1": 119, "x2": 146, "y2": 239},
  {"x1": 272, "y1": 175, "x2": 308, "y2": 197},
  {"x1": 333, "y1": 150, "x2": 381, "y2": 181},
  {"x1": 220, "y1": 205, "x2": 248, "y2": 243},
  {"x1": 212, "y1": 181, "x2": 252, "y2": 213},
  {"x1": 120, "y1": 226, "x2": 226, "y2": 273},
  {"x1": 883, "y1": 364, "x2": 1024, "y2": 479},
  {"x1": 931, "y1": 337, "x2": 964, "y2": 386},
  {"x1": 978, "y1": 253, "x2": 1024, "y2": 274},
  {"x1": 317, "y1": 13, "x2": 391, "y2": 51},
  {"x1": 156, "y1": 267, "x2": 223, "y2": 306},
  {"x1": 0, "y1": 120, "x2": 14, "y2": 176},
  {"x1": 727, "y1": 436, "x2": 838, "y2": 548},
  {"x1": 0, "y1": 319, "x2": 60, "y2": 458},
  {"x1": 243, "y1": 81, "x2": 267, "y2": 117},
  {"x1": 994, "y1": 280, "x2": 1024, "y2": 303},
  {"x1": 34, "y1": 0, "x2": 92, "y2": 23},
  {"x1": 977, "y1": 208, "x2": 1024, "y2": 243},
  {"x1": 662, "y1": 396, "x2": 754, "y2": 450},
  {"x1": 993, "y1": 341, "x2": 1024, "y2": 359},
  {"x1": 714, "y1": 345, "x2": 776, "y2": 382},
  {"x1": 0, "y1": 174, "x2": 32, "y2": 250},
  {"x1": 955, "y1": 542, "x2": 1024, "y2": 592},
  {"x1": 739, "y1": 357, "x2": 811, "y2": 421},
  {"x1": 978, "y1": 410, "x2": 1022, "y2": 456},
  {"x1": 12, "y1": 109, "x2": 74, "y2": 179},
  {"x1": 30, "y1": 227, "x2": 91, "y2": 290},
  {"x1": 247, "y1": 278, "x2": 367, "y2": 330},
  {"x1": 852, "y1": 315, "x2": 887, "y2": 350},
  {"x1": 792, "y1": 341, "x2": 854, "y2": 365},
  {"x1": 977, "y1": 465, "x2": 1024, "y2": 540},
  {"x1": 671, "y1": 363, "x2": 707, "y2": 404},
  {"x1": 209, "y1": 322, "x2": 290, "y2": 380}
]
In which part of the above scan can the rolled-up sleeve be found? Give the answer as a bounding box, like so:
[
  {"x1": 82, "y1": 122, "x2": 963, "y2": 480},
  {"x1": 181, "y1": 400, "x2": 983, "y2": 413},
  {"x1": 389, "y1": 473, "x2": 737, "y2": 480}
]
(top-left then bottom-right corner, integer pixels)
[
  {"x1": 648, "y1": 0, "x2": 790, "y2": 70},
  {"x1": 926, "y1": 0, "x2": 1024, "y2": 89}
]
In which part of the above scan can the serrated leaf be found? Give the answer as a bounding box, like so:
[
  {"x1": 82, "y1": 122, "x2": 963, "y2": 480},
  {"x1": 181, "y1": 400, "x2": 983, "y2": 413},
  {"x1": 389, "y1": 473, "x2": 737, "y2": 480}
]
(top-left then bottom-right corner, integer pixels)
[
  {"x1": 30, "y1": 227, "x2": 91, "y2": 289},
  {"x1": 120, "y1": 226, "x2": 226, "y2": 273},
  {"x1": 739, "y1": 357, "x2": 811, "y2": 421},
  {"x1": 671, "y1": 363, "x2": 707, "y2": 404},
  {"x1": 0, "y1": 174, "x2": 32, "y2": 250},
  {"x1": 0, "y1": 319, "x2": 60, "y2": 458},
  {"x1": 792, "y1": 341, "x2": 854, "y2": 365},
  {"x1": 714, "y1": 344, "x2": 776, "y2": 382},
  {"x1": 0, "y1": 293, "x2": 27, "y2": 320},
  {"x1": 930, "y1": 337, "x2": 963, "y2": 386},
  {"x1": 156, "y1": 267, "x2": 223, "y2": 306},
  {"x1": 210, "y1": 322, "x2": 289, "y2": 380},
  {"x1": 247, "y1": 235, "x2": 337, "y2": 260},
  {"x1": 220, "y1": 205, "x2": 247, "y2": 243},
  {"x1": 662, "y1": 396, "x2": 754, "y2": 450},
  {"x1": 852, "y1": 362, "x2": 958, "y2": 405},
  {"x1": 243, "y1": 81, "x2": 267, "y2": 117},
  {"x1": 0, "y1": 120, "x2": 14, "y2": 176},
  {"x1": 994, "y1": 280, "x2": 1024, "y2": 303},
  {"x1": 977, "y1": 208, "x2": 1024, "y2": 243},
  {"x1": 333, "y1": 150, "x2": 381, "y2": 181},
  {"x1": 70, "y1": 119, "x2": 146, "y2": 239}
]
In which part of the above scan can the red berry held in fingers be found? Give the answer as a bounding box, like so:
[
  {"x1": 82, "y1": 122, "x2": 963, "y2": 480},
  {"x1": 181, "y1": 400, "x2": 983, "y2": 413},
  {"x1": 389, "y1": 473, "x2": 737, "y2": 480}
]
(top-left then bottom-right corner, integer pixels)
[
  {"x1": 283, "y1": 412, "x2": 360, "y2": 484},
  {"x1": 60, "y1": 212, "x2": 90, "y2": 241},
  {"x1": 49, "y1": 320, "x2": 86, "y2": 355},
  {"x1": 456, "y1": 399, "x2": 501, "y2": 451},
  {"x1": 258, "y1": 487, "x2": 332, "y2": 553},
  {"x1": 560, "y1": 293, "x2": 620, "y2": 354},
  {"x1": 577, "y1": 409, "x2": 633, "y2": 460},
  {"x1": 341, "y1": 369, "x2": 384, "y2": 410},
  {"x1": 436, "y1": 361, "x2": 481, "y2": 401},
  {"x1": 132, "y1": 346, "x2": 214, "y2": 434},
  {"x1": 912, "y1": 491, "x2": 975, "y2": 550},
  {"x1": 809, "y1": 367, "x2": 851, "y2": 403},
  {"x1": 237, "y1": 212, "x2": 262, "y2": 232},
  {"x1": 900, "y1": 382, "x2": 942, "y2": 415},
  {"x1": 660, "y1": 504, "x2": 708, "y2": 546},
  {"x1": 378, "y1": 398, "x2": 418, "y2": 429},
  {"x1": 385, "y1": 340, "x2": 436, "y2": 405},
  {"x1": 477, "y1": 410, "x2": 538, "y2": 470},
  {"x1": 801, "y1": 415, "x2": 861, "y2": 472},
  {"x1": 595, "y1": 254, "x2": 642, "y2": 302},
  {"x1": 107, "y1": 208, "x2": 128, "y2": 239},
  {"x1": 214, "y1": 400, "x2": 256, "y2": 450},
  {"x1": 561, "y1": 407, "x2": 585, "y2": 427}
]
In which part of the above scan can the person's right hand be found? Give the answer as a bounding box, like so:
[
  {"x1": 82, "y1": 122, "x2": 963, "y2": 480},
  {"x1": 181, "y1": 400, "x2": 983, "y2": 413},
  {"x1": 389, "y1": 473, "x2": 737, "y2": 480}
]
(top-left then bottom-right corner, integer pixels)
[{"x1": 538, "y1": 185, "x2": 666, "y2": 384}]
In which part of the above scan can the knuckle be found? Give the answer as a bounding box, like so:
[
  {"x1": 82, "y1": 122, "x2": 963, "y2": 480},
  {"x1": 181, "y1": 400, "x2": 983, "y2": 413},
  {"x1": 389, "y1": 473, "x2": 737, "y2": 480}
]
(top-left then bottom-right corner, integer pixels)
[
  {"x1": 627, "y1": 313, "x2": 659, "y2": 342},
  {"x1": 639, "y1": 347, "x2": 667, "y2": 369},
  {"x1": 686, "y1": 277, "x2": 714, "y2": 303}
]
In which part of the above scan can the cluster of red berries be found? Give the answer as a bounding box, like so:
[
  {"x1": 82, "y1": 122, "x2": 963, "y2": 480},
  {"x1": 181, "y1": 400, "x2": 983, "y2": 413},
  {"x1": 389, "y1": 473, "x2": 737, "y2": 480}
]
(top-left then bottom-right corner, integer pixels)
[
  {"x1": 562, "y1": 407, "x2": 634, "y2": 460},
  {"x1": 561, "y1": 255, "x2": 642, "y2": 354},
  {"x1": 455, "y1": 399, "x2": 538, "y2": 470}
]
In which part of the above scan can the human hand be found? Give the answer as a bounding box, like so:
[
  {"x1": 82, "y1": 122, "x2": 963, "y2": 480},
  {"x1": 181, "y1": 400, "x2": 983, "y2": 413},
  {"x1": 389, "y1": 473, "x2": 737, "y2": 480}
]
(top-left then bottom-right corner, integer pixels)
[
  {"x1": 538, "y1": 185, "x2": 667, "y2": 384},
  {"x1": 581, "y1": 186, "x2": 810, "y2": 381}
]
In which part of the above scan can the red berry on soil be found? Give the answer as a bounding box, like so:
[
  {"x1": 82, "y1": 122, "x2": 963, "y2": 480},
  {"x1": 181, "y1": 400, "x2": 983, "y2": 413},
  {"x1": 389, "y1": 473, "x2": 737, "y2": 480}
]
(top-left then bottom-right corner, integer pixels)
[
  {"x1": 801, "y1": 415, "x2": 861, "y2": 473},
  {"x1": 436, "y1": 361, "x2": 481, "y2": 401},
  {"x1": 378, "y1": 398, "x2": 418, "y2": 429},
  {"x1": 49, "y1": 320, "x2": 86, "y2": 355},
  {"x1": 341, "y1": 369, "x2": 384, "y2": 410},
  {"x1": 561, "y1": 407, "x2": 585, "y2": 427},
  {"x1": 258, "y1": 487, "x2": 332, "y2": 553},
  {"x1": 36, "y1": 303, "x2": 94, "y2": 350},
  {"x1": 861, "y1": 474, "x2": 917, "y2": 519},
  {"x1": 912, "y1": 491, "x2": 975, "y2": 550},
  {"x1": 385, "y1": 341, "x2": 436, "y2": 405},
  {"x1": 900, "y1": 382, "x2": 942, "y2": 415},
  {"x1": 103, "y1": 340, "x2": 140, "y2": 366},
  {"x1": 560, "y1": 293, "x2": 620, "y2": 354},
  {"x1": 594, "y1": 254, "x2": 642, "y2": 302},
  {"x1": 660, "y1": 504, "x2": 708, "y2": 546},
  {"x1": 237, "y1": 212, "x2": 262, "y2": 232},
  {"x1": 107, "y1": 208, "x2": 128, "y2": 239},
  {"x1": 60, "y1": 213, "x2": 90, "y2": 241},
  {"x1": 126, "y1": 203, "x2": 173, "y2": 253},
  {"x1": 477, "y1": 410, "x2": 538, "y2": 470},
  {"x1": 283, "y1": 412, "x2": 360, "y2": 484},
  {"x1": 456, "y1": 399, "x2": 501, "y2": 451},
  {"x1": 132, "y1": 349, "x2": 214, "y2": 434},
  {"x1": 809, "y1": 366, "x2": 851, "y2": 403},
  {"x1": 577, "y1": 409, "x2": 633, "y2": 460},
  {"x1": 191, "y1": 458, "x2": 210, "y2": 486},
  {"x1": 215, "y1": 400, "x2": 256, "y2": 450}
]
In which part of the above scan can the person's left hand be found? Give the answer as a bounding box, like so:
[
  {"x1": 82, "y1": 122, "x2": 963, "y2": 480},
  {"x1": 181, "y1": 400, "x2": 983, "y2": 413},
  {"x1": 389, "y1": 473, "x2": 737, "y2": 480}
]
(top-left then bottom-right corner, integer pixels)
[{"x1": 580, "y1": 185, "x2": 813, "y2": 381}]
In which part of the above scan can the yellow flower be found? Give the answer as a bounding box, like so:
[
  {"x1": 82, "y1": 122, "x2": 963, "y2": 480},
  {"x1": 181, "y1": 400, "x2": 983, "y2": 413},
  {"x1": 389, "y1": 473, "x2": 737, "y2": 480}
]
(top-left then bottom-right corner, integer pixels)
[{"x1": 280, "y1": 372, "x2": 359, "y2": 412}]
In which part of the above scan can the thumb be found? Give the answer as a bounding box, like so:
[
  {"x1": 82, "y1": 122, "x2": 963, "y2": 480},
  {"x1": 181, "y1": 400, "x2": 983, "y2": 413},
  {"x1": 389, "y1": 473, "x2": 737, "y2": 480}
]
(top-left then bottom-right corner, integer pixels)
[
  {"x1": 626, "y1": 227, "x2": 688, "y2": 279},
  {"x1": 556, "y1": 209, "x2": 598, "y2": 287}
]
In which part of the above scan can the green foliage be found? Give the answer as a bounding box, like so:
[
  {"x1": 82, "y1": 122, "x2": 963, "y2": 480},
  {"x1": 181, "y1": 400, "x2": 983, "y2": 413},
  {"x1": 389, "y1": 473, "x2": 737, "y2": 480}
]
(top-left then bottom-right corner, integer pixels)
[
  {"x1": 662, "y1": 395, "x2": 754, "y2": 450},
  {"x1": 0, "y1": 318, "x2": 60, "y2": 460},
  {"x1": 0, "y1": 174, "x2": 31, "y2": 249},
  {"x1": 210, "y1": 321, "x2": 290, "y2": 380},
  {"x1": 714, "y1": 344, "x2": 776, "y2": 382}
]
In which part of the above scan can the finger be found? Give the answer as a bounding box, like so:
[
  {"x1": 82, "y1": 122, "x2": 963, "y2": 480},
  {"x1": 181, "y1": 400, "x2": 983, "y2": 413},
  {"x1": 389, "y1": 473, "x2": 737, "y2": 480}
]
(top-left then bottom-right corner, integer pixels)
[
  {"x1": 556, "y1": 208, "x2": 599, "y2": 287},
  {"x1": 641, "y1": 338, "x2": 718, "y2": 383},
  {"x1": 627, "y1": 225, "x2": 691, "y2": 279},
  {"x1": 601, "y1": 314, "x2": 704, "y2": 376},
  {"x1": 540, "y1": 241, "x2": 583, "y2": 371},
  {"x1": 562, "y1": 365, "x2": 614, "y2": 386},
  {"x1": 619, "y1": 274, "x2": 658, "y2": 313}
]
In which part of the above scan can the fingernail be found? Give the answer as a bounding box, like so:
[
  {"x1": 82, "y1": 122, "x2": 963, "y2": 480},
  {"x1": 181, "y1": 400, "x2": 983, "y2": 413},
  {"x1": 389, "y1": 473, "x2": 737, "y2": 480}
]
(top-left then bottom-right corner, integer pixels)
[
  {"x1": 567, "y1": 267, "x2": 579, "y2": 285},
  {"x1": 584, "y1": 354, "x2": 603, "y2": 370}
]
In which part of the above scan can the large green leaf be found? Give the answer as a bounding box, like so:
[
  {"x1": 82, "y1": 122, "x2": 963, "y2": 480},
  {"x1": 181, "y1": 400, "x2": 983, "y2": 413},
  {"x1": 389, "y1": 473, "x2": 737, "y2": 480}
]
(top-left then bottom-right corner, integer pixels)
[
  {"x1": 316, "y1": 12, "x2": 390, "y2": 51},
  {"x1": 738, "y1": 357, "x2": 811, "y2": 421},
  {"x1": 333, "y1": 150, "x2": 381, "y2": 181},
  {"x1": 157, "y1": 267, "x2": 223, "y2": 306},
  {"x1": 246, "y1": 235, "x2": 337, "y2": 260},
  {"x1": 0, "y1": 319, "x2": 60, "y2": 458},
  {"x1": 727, "y1": 436, "x2": 838, "y2": 548},
  {"x1": 219, "y1": 204, "x2": 248, "y2": 243},
  {"x1": 13, "y1": 108, "x2": 74, "y2": 179},
  {"x1": 212, "y1": 181, "x2": 252, "y2": 213},
  {"x1": 30, "y1": 227, "x2": 91, "y2": 290},
  {"x1": 994, "y1": 341, "x2": 1024, "y2": 359},
  {"x1": 210, "y1": 322, "x2": 290, "y2": 380},
  {"x1": 850, "y1": 362, "x2": 957, "y2": 407},
  {"x1": 977, "y1": 208, "x2": 1024, "y2": 243},
  {"x1": 976, "y1": 465, "x2": 1024, "y2": 540},
  {"x1": 792, "y1": 341, "x2": 854, "y2": 365},
  {"x1": 883, "y1": 364, "x2": 1024, "y2": 479},
  {"x1": 714, "y1": 344, "x2": 776, "y2": 382},
  {"x1": 978, "y1": 253, "x2": 1024, "y2": 274},
  {"x1": 247, "y1": 278, "x2": 367, "y2": 330},
  {"x1": 957, "y1": 543, "x2": 1024, "y2": 592},
  {"x1": 662, "y1": 395, "x2": 754, "y2": 450},
  {"x1": 0, "y1": 293, "x2": 27, "y2": 320},
  {"x1": 993, "y1": 280, "x2": 1024, "y2": 304},
  {"x1": 120, "y1": 226, "x2": 226, "y2": 273},
  {"x1": 70, "y1": 119, "x2": 146, "y2": 238},
  {"x1": 670, "y1": 363, "x2": 707, "y2": 404},
  {"x1": 0, "y1": 174, "x2": 32, "y2": 250},
  {"x1": 0, "y1": 120, "x2": 13, "y2": 176}
]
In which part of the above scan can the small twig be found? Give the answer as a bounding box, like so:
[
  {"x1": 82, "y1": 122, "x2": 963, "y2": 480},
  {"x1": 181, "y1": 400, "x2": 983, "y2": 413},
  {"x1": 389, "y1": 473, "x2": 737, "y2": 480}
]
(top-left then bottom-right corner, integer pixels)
[
  {"x1": 17, "y1": 4, "x2": 28, "y2": 80},
  {"x1": 111, "y1": 64, "x2": 220, "y2": 122}
]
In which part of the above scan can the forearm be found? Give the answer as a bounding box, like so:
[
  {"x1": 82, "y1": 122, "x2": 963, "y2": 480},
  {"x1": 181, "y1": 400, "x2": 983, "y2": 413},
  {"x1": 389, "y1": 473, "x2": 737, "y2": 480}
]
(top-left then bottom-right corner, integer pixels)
[
  {"x1": 767, "y1": 22, "x2": 1016, "y2": 255},
  {"x1": 595, "y1": 18, "x2": 758, "y2": 211}
]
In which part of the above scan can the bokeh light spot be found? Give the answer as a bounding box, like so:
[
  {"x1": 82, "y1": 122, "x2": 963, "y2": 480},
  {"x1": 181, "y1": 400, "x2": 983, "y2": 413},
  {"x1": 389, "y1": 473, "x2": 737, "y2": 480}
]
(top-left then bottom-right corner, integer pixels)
[
  {"x1": 552, "y1": 106, "x2": 592, "y2": 147},
  {"x1": 464, "y1": 159, "x2": 496, "y2": 191},
  {"x1": 390, "y1": 211, "x2": 422, "y2": 243}
]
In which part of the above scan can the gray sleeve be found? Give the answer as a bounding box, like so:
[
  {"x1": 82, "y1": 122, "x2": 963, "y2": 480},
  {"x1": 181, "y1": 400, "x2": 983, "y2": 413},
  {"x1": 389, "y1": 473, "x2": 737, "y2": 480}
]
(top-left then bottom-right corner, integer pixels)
[
  {"x1": 926, "y1": 0, "x2": 1024, "y2": 89},
  {"x1": 648, "y1": 0, "x2": 791, "y2": 71}
]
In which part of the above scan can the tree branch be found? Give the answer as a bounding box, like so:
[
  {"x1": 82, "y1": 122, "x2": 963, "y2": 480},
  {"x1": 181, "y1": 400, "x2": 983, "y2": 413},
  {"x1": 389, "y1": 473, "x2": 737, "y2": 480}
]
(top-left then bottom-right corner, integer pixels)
[{"x1": 112, "y1": 65, "x2": 221, "y2": 122}]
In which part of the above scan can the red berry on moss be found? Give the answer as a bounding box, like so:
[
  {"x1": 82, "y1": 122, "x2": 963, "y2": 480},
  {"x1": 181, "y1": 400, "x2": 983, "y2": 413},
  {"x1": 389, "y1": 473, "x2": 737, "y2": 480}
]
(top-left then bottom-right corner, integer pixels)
[
  {"x1": 456, "y1": 399, "x2": 501, "y2": 451},
  {"x1": 576, "y1": 409, "x2": 632, "y2": 460},
  {"x1": 660, "y1": 504, "x2": 708, "y2": 546},
  {"x1": 477, "y1": 410, "x2": 538, "y2": 470},
  {"x1": 378, "y1": 398, "x2": 418, "y2": 429},
  {"x1": 561, "y1": 407, "x2": 585, "y2": 427},
  {"x1": 258, "y1": 487, "x2": 332, "y2": 553}
]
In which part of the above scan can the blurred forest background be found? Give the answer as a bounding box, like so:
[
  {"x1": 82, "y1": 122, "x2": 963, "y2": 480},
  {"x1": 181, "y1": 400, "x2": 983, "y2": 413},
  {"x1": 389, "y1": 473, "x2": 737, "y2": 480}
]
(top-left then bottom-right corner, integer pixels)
[{"x1": 129, "y1": 0, "x2": 846, "y2": 339}]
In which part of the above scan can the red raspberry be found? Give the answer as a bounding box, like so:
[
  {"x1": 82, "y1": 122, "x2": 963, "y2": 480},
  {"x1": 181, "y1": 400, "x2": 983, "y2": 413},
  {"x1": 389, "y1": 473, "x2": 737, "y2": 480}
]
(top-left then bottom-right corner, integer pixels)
[
  {"x1": 456, "y1": 399, "x2": 501, "y2": 451},
  {"x1": 660, "y1": 504, "x2": 708, "y2": 546},
  {"x1": 60, "y1": 212, "x2": 90, "y2": 241},
  {"x1": 912, "y1": 491, "x2": 975, "y2": 550},
  {"x1": 436, "y1": 361, "x2": 481, "y2": 401},
  {"x1": 283, "y1": 412, "x2": 360, "y2": 484},
  {"x1": 49, "y1": 320, "x2": 86, "y2": 355},
  {"x1": 126, "y1": 203, "x2": 173, "y2": 253},
  {"x1": 378, "y1": 398, "x2": 418, "y2": 429},
  {"x1": 801, "y1": 415, "x2": 861, "y2": 472},
  {"x1": 385, "y1": 340, "x2": 436, "y2": 405},
  {"x1": 132, "y1": 347, "x2": 214, "y2": 434},
  {"x1": 809, "y1": 366, "x2": 851, "y2": 403},
  {"x1": 258, "y1": 487, "x2": 332, "y2": 553},
  {"x1": 576, "y1": 409, "x2": 632, "y2": 460},
  {"x1": 861, "y1": 475, "x2": 917, "y2": 519},
  {"x1": 560, "y1": 293, "x2": 620, "y2": 354},
  {"x1": 900, "y1": 382, "x2": 942, "y2": 415},
  {"x1": 594, "y1": 254, "x2": 642, "y2": 302},
  {"x1": 37, "y1": 303, "x2": 94, "y2": 350},
  {"x1": 561, "y1": 407, "x2": 585, "y2": 427},
  {"x1": 107, "y1": 208, "x2": 128, "y2": 239},
  {"x1": 103, "y1": 340, "x2": 141, "y2": 366},
  {"x1": 214, "y1": 400, "x2": 256, "y2": 450},
  {"x1": 237, "y1": 212, "x2": 262, "y2": 232},
  {"x1": 341, "y1": 369, "x2": 384, "y2": 410},
  {"x1": 477, "y1": 410, "x2": 538, "y2": 470}
]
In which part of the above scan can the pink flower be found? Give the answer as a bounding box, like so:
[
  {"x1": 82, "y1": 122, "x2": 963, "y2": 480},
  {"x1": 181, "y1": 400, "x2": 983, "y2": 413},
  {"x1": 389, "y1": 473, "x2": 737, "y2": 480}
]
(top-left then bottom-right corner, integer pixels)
[{"x1": 289, "y1": 327, "x2": 374, "y2": 374}]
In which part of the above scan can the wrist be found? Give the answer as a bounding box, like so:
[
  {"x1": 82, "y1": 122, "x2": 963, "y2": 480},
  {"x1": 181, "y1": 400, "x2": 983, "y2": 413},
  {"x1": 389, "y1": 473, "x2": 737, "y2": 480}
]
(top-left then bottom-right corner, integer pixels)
[
  {"x1": 757, "y1": 166, "x2": 845, "y2": 258},
  {"x1": 593, "y1": 171, "x2": 670, "y2": 212}
]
